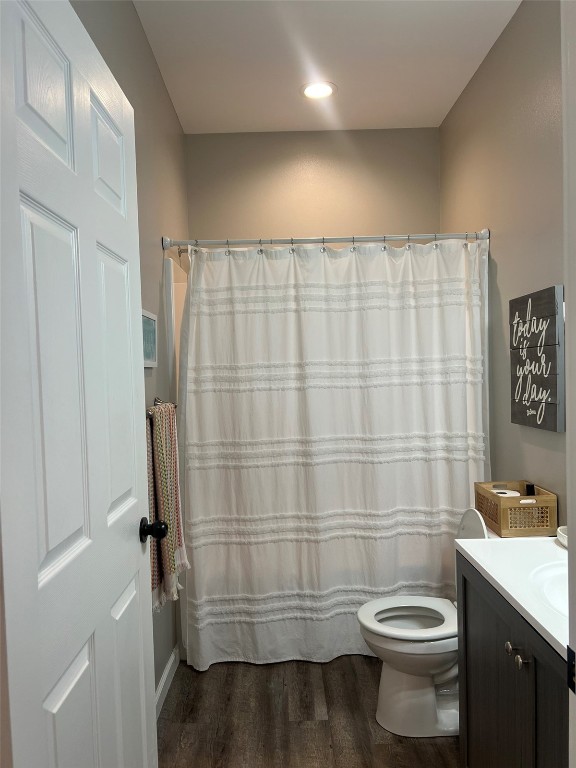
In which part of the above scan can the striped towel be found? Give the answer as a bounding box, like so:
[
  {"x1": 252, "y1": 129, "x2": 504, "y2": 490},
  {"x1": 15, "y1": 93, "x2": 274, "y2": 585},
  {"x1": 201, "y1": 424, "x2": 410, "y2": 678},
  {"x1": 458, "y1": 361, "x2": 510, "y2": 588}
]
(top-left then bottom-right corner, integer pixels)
[{"x1": 146, "y1": 402, "x2": 189, "y2": 610}]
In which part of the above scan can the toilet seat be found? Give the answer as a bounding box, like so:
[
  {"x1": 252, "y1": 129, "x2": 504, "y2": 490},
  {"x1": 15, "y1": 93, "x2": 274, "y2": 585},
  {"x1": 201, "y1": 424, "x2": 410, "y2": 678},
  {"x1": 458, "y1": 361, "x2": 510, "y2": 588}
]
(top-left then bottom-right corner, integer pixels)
[{"x1": 357, "y1": 596, "x2": 457, "y2": 641}]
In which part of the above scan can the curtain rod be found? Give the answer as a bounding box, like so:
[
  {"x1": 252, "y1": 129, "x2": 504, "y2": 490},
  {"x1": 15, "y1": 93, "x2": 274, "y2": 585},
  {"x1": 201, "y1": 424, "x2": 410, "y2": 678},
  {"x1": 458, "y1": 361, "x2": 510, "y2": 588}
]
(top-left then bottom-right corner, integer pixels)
[{"x1": 161, "y1": 229, "x2": 489, "y2": 252}]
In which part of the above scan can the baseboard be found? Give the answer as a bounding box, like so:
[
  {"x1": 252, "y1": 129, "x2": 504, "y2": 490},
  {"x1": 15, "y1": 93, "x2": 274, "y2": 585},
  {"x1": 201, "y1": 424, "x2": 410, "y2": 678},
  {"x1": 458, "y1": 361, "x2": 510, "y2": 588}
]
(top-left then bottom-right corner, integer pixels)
[{"x1": 155, "y1": 645, "x2": 179, "y2": 719}]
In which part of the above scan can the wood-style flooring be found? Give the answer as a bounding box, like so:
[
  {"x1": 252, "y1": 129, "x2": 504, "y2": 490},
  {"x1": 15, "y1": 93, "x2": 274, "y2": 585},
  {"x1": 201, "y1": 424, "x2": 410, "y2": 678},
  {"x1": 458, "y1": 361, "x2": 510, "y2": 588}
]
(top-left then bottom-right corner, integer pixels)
[{"x1": 157, "y1": 656, "x2": 459, "y2": 768}]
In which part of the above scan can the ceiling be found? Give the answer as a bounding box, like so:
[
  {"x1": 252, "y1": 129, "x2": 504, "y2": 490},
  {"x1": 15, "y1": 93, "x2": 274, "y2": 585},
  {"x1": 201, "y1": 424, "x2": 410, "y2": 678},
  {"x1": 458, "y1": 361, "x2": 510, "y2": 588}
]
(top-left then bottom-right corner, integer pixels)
[{"x1": 135, "y1": 0, "x2": 521, "y2": 134}]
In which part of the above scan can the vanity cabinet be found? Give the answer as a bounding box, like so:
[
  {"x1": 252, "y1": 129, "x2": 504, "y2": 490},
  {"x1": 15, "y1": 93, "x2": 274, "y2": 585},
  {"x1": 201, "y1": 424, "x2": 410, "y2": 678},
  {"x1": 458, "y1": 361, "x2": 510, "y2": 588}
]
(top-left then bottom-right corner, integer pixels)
[{"x1": 456, "y1": 553, "x2": 568, "y2": 768}]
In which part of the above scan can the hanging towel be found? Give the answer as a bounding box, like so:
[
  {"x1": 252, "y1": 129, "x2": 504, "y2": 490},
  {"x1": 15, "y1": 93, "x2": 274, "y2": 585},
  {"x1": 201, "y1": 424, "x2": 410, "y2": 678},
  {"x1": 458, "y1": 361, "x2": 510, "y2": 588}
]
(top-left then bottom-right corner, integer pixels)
[
  {"x1": 146, "y1": 418, "x2": 162, "y2": 604},
  {"x1": 147, "y1": 402, "x2": 189, "y2": 610}
]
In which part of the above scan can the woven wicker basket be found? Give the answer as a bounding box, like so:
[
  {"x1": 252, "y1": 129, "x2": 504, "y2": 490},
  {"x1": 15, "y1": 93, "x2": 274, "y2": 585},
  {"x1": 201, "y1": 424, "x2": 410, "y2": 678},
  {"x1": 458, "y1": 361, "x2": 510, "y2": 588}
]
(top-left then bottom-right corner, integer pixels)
[{"x1": 474, "y1": 481, "x2": 557, "y2": 537}]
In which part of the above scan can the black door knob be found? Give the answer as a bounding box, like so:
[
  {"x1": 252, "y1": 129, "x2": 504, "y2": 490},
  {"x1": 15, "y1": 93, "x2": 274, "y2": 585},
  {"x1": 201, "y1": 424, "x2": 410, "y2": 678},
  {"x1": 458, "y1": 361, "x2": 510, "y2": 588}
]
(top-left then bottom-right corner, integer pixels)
[{"x1": 139, "y1": 518, "x2": 169, "y2": 543}]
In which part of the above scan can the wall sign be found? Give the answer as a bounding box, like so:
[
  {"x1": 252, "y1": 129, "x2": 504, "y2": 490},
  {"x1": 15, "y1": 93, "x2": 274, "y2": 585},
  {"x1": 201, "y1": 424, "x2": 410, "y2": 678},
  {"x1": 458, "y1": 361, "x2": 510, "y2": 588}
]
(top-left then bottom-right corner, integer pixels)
[{"x1": 509, "y1": 285, "x2": 564, "y2": 432}]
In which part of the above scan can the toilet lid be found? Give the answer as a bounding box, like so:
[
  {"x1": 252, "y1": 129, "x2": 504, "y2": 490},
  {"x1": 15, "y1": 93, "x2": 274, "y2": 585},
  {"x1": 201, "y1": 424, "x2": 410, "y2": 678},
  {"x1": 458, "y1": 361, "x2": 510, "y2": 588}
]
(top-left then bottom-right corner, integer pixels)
[
  {"x1": 456, "y1": 508, "x2": 488, "y2": 539},
  {"x1": 357, "y1": 596, "x2": 457, "y2": 641}
]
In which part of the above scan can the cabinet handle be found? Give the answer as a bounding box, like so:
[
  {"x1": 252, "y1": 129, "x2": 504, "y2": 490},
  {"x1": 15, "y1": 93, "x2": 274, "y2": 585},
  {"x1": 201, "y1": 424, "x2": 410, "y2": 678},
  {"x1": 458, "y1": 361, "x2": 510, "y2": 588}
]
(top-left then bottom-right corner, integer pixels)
[
  {"x1": 504, "y1": 641, "x2": 516, "y2": 656},
  {"x1": 514, "y1": 654, "x2": 529, "y2": 671}
]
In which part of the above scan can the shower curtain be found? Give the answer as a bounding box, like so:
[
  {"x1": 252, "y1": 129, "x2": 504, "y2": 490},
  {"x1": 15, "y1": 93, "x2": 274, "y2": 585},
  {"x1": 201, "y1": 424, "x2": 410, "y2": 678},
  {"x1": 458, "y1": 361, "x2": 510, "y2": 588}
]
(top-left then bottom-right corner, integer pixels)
[{"x1": 178, "y1": 239, "x2": 489, "y2": 670}]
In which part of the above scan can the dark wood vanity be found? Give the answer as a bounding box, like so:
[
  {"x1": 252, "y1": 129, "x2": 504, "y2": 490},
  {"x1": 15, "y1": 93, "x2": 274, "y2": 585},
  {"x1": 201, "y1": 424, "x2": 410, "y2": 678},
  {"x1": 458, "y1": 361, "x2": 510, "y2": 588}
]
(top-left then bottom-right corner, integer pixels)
[{"x1": 457, "y1": 553, "x2": 568, "y2": 768}]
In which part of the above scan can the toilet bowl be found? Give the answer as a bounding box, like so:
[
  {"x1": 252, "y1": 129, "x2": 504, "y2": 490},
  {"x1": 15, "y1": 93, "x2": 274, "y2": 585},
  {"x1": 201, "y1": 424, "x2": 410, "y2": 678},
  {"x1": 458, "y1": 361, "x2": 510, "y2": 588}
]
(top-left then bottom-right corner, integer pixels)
[{"x1": 357, "y1": 508, "x2": 489, "y2": 738}]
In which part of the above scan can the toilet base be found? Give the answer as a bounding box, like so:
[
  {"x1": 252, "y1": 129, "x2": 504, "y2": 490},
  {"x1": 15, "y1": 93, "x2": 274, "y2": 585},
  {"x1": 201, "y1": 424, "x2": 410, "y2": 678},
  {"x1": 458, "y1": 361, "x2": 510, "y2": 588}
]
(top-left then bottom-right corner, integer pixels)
[{"x1": 376, "y1": 662, "x2": 459, "y2": 737}]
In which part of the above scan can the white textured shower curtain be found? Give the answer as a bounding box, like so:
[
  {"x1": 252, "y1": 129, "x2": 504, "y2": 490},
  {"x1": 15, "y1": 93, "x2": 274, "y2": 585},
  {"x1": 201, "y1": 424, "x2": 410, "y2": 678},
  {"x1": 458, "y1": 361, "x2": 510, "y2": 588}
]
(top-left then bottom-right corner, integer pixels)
[{"x1": 178, "y1": 239, "x2": 489, "y2": 670}]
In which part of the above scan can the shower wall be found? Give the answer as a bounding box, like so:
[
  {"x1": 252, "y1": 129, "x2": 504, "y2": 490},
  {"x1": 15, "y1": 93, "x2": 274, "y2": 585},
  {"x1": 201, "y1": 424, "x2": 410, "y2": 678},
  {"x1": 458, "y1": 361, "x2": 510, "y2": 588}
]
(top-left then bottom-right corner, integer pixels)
[
  {"x1": 440, "y1": 0, "x2": 566, "y2": 522},
  {"x1": 185, "y1": 128, "x2": 441, "y2": 240},
  {"x1": 164, "y1": 258, "x2": 188, "y2": 403}
]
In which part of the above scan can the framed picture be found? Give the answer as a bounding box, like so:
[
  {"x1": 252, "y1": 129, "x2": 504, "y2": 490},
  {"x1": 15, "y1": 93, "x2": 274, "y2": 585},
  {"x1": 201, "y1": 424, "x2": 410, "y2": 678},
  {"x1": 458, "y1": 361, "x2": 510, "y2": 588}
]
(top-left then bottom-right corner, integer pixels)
[{"x1": 142, "y1": 311, "x2": 158, "y2": 368}]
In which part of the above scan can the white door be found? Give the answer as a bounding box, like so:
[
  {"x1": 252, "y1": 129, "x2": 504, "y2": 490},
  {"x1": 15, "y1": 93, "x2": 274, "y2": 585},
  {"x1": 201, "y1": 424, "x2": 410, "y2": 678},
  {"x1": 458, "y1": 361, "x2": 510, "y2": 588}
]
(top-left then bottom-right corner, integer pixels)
[{"x1": 0, "y1": 2, "x2": 157, "y2": 766}]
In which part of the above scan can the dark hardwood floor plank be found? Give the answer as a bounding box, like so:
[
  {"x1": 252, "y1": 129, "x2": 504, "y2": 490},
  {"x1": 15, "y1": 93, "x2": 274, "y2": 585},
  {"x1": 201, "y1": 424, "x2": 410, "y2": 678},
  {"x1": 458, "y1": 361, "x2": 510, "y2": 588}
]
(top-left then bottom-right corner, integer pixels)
[
  {"x1": 172, "y1": 723, "x2": 212, "y2": 768},
  {"x1": 322, "y1": 656, "x2": 375, "y2": 768},
  {"x1": 158, "y1": 656, "x2": 460, "y2": 768},
  {"x1": 263, "y1": 661, "x2": 289, "y2": 732},
  {"x1": 287, "y1": 661, "x2": 328, "y2": 722},
  {"x1": 160, "y1": 663, "x2": 195, "y2": 723},
  {"x1": 373, "y1": 735, "x2": 459, "y2": 768},
  {"x1": 180, "y1": 662, "x2": 236, "y2": 725},
  {"x1": 174, "y1": 720, "x2": 257, "y2": 768},
  {"x1": 215, "y1": 663, "x2": 269, "y2": 767},
  {"x1": 157, "y1": 715, "x2": 185, "y2": 768},
  {"x1": 349, "y1": 655, "x2": 388, "y2": 746},
  {"x1": 288, "y1": 721, "x2": 335, "y2": 768}
]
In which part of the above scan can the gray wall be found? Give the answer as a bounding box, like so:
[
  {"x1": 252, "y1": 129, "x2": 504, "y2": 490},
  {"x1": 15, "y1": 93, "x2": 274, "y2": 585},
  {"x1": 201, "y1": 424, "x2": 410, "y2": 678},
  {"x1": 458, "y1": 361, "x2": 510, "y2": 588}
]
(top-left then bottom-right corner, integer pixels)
[
  {"x1": 72, "y1": 0, "x2": 188, "y2": 686},
  {"x1": 440, "y1": 0, "x2": 565, "y2": 523},
  {"x1": 186, "y1": 129, "x2": 440, "y2": 238}
]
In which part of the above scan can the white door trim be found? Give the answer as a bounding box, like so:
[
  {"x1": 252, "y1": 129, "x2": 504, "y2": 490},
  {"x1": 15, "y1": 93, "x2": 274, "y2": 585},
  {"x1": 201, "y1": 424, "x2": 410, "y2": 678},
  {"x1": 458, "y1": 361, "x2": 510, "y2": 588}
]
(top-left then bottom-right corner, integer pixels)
[
  {"x1": 155, "y1": 645, "x2": 180, "y2": 719},
  {"x1": 561, "y1": 3, "x2": 576, "y2": 765}
]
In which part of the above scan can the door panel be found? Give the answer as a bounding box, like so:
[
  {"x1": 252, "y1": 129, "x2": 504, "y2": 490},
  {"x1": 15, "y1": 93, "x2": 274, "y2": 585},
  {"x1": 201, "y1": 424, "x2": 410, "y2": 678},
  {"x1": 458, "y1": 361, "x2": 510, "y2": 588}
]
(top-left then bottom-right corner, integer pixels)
[
  {"x1": 1, "y1": 2, "x2": 157, "y2": 766},
  {"x1": 91, "y1": 93, "x2": 126, "y2": 213},
  {"x1": 99, "y1": 244, "x2": 136, "y2": 516},
  {"x1": 14, "y1": 10, "x2": 74, "y2": 166},
  {"x1": 20, "y1": 200, "x2": 88, "y2": 575},
  {"x1": 110, "y1": 579, "x2": 146, "y2": 768},
  {"x1": 43, "y1": 640, "x2": 99, "y2": 768}
]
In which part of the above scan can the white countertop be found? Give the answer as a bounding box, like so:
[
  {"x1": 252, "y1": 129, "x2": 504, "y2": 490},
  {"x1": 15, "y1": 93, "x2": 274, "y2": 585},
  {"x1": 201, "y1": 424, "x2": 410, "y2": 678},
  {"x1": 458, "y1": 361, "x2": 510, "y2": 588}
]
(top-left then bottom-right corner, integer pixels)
[{"x1": 455, "y1": 537, "x2": 568, "y2": 659}]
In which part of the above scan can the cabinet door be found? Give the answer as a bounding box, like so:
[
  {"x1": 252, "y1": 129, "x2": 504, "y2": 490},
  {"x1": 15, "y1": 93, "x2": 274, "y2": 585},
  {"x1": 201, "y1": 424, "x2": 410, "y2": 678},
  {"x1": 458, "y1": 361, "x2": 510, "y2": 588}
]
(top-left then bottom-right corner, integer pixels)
[
  {"x1": 461, "y1": 574, "x2": 530, "y2": 768},
  {"x1": 458, "y1": 554, "x2": 568, "y2": 768},
  {"x1": 527, "y1": 626, "x2": 569, "y2": 768}
]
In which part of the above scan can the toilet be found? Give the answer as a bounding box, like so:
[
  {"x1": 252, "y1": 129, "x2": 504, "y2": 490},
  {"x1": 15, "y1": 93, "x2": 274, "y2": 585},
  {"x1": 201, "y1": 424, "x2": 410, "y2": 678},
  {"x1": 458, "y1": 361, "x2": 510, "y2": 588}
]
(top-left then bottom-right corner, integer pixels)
[{"x1": 357, "y1": 508, "x2": 490, "y2": 738}]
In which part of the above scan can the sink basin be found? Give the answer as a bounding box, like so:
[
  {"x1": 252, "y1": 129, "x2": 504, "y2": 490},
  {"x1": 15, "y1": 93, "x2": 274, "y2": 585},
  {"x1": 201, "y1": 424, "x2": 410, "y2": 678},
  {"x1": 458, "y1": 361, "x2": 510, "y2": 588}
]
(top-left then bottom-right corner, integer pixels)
[{"x1": 530, "y1": 562, "x2": 568, "y2": 617}]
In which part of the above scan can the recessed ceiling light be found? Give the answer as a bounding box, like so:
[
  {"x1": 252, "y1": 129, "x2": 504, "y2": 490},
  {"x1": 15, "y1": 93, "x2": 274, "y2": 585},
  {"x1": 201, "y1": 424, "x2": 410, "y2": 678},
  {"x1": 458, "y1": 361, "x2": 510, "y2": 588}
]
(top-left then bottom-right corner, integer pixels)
[{"x1": 302, "y1": 82, "x2": 337, "y2": 99}]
